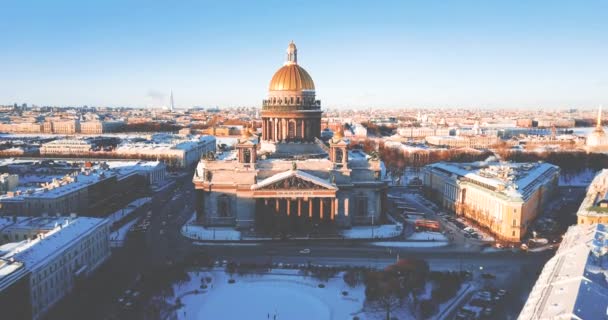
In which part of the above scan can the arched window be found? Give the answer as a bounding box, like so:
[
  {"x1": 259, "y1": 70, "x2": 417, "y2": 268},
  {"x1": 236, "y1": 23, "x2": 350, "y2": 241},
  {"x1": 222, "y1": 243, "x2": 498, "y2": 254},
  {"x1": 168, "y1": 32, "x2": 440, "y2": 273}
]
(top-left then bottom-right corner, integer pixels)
[
  {"x1": 290, "y1": 97, "x2": 294, "y2": 104},
  {"x1": 296, "y1": 97, "x2": 300, "y2": 104}
]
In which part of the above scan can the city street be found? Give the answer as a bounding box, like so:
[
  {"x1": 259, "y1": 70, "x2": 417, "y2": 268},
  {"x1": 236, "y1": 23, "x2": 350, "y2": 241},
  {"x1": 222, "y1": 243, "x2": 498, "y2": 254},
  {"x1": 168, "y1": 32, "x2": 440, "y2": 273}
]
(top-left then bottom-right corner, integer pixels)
[{"x1": 45, "y1": 179, "x2": 552, "y2": 320}]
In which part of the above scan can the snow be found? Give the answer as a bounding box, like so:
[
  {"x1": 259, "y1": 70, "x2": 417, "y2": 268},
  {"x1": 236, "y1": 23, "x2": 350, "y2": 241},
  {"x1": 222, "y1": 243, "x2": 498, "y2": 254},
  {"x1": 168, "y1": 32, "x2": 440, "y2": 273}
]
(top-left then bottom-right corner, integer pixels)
[
  {"x1": 1, "y1": 217, "x2": 108, "y2": 272},
  {"x1": 341, "y1": 224, "x2": 402, "y2": 239},
  {"x1": 168, "y1": 270, "x2": 365, "y2": 320},
  {"x1": 106, "y1": 197, "x2": 151, "y2": 226},
  {"x1": 109, "y1": 217, "x2": 140, "y2": 247},
  {"x1": 192, "y1": 242, "x2": 259, "y2": 247},
  {"x1": 181, "y1": 225, "x2": 242, "y2": 241},
  {"x1": 559, "y1": 169, "x2": 597, "y2": 187},
  {"x1": 407, "y1": 231, "x2": 448, "y2": 241},
  {"x1": 370, "y1": 241, "x2": 449, "y2": 248}
]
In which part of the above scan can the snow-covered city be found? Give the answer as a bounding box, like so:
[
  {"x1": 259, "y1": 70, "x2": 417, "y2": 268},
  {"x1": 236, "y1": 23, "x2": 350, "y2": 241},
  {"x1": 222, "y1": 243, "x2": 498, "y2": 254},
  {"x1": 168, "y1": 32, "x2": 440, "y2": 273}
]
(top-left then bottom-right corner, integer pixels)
[{"x1": 1, "y1": 1, "x2": 608, "y2": 320}]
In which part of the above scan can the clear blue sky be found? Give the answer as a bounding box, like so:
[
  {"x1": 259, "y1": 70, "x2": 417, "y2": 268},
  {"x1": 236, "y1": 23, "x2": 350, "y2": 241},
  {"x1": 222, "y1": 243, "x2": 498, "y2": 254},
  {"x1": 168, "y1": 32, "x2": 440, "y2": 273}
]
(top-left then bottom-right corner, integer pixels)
[{"x1": 1, "y1": 0, "x2": 606, "y2": 109}]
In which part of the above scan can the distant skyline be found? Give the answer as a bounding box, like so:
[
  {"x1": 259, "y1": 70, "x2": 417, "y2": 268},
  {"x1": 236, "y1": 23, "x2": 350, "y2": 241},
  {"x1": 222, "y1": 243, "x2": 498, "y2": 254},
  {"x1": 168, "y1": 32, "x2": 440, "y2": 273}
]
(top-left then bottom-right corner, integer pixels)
[{"x1": 1, "y1": 0, "x2": 606, "y2": 109}]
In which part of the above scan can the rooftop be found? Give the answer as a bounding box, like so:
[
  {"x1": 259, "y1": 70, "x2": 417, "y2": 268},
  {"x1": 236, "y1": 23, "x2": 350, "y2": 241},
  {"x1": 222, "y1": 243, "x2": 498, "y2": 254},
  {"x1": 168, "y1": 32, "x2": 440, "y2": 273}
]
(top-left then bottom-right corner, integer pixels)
[
  {"x1": 0, "y1": 216, "x2": 108, "y2": 281},
  {"x1": 428, "y1": 161, "x2": 559, "y2": 201},
  {"x1": 0, "y1": 160, "x2": 160, "y2": 201},
  {"x1": 518, "y1": 224, "x2": 608, "y2": 320},
  {"x1": 577, "y1": 169, "x2": 608, "y2": 218}
]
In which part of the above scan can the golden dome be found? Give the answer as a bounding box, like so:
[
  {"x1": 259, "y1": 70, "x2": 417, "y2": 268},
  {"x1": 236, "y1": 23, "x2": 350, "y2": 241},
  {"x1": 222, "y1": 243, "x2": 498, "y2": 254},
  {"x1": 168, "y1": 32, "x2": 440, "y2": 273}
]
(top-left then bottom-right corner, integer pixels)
[{"x1": 269, "y1": 64, "x2": 315, "y2": 91}]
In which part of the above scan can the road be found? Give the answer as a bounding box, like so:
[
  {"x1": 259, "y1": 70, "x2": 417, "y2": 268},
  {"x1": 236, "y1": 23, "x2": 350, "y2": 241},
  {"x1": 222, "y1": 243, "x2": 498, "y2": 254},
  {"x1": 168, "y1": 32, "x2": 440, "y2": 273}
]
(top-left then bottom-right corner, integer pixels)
[
  {"x1": 196, "y1": 240, "x2": 551, "y2": 270},
  {"x1": 45, "y1": 173, "x2": 196, "y2": 320},
  {"x1": 46, "y1": 178, "x2": 552, "y2": 320}
]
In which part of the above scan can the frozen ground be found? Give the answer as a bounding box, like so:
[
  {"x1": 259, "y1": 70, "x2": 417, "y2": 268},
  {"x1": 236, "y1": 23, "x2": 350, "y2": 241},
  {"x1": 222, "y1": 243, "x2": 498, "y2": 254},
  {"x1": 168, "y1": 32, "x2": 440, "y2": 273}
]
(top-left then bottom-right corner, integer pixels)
[
  {"x1": 341, "y1": 224, "x2": 402, "y2": 239},
  {"x1": 407, "y1": 231, "x2": 448, "y2": 241},
  {"x1": 371, "y1": 241, "x2": 449, "y2": 248},
  {"x1": 163, "y1": 269, "x2": 468, "y2": 320},
  {"x1": 167, "y1": 270, "x2": 365, "y2": 320},
  {"x1": 559, "y1": 169, "x2": 597, "y2": 187},
  {"x1": 181, "y1": 225, "x2": 241, "y2": 241}
]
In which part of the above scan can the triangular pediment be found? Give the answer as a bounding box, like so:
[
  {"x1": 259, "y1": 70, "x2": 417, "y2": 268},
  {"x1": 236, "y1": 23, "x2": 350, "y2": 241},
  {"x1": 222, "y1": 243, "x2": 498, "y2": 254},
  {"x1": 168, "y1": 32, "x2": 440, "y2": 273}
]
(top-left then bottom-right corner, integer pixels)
[
  {"x1": 237, "y1": 140, "x2": 256, "y2": 146},
  {"x1": 251, "y1": 170, "x2": 337, "y2": 190}
]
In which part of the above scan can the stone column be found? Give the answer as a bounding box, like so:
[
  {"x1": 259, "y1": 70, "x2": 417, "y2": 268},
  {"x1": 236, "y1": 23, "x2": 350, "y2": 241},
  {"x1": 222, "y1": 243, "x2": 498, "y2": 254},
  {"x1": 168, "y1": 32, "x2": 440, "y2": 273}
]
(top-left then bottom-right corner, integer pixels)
[
  {"x1": 320, "y1": 199, "x2": 324, "y2": 219},
  {"x1": 282, "y1": 119, "x2": 287, "y2": 141},
  {"x1": 300, "y1": 119, "x2": 305, "y2": 139},
  {"x1": 263, "y1": 119, "x2": 267, "y2": 140},
  {"x1": 298, "y1": 198, "x2": 302, "y2": 217},
  {"x1": 344, "y1": 198, "x2": 349, "y2": 216},
  {"x1": 330, "y1": 198, "x2": 335, "y2": 220},
  {"x1": 335, "y1": 198, "x2": 339, "y2": 217},
  {"x1": 286, "y1": 199, "x2": 291, "y2": 216},
  {"x1": 275, "y1": 198, "x2": 279, "y2": 213},
  {"x1": 309, "y1": 198, "x2": 313, "y2": 218}
]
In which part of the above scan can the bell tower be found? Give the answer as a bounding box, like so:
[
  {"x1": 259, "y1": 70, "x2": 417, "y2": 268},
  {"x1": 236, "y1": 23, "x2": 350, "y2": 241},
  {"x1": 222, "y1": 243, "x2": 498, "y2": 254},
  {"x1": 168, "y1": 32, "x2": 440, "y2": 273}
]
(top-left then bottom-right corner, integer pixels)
[
  {"x1": 236, "y1": 128, "x2": 257, "y2": 164},
  {"x1": 329, "y1": 126, "x2": 348, "y2": 168}
]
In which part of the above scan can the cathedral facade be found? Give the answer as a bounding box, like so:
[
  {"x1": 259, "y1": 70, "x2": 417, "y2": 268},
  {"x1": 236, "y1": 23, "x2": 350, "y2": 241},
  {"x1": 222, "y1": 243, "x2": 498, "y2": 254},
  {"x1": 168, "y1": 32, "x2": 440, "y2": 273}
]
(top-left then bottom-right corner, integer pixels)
[{"x1": 193, "y1": 42, "x2": 386, "y2": 232}]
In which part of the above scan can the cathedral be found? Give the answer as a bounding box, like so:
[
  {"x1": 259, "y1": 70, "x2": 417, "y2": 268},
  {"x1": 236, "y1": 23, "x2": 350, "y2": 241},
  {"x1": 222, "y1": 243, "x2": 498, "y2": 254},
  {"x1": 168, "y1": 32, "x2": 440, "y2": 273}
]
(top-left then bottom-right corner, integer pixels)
[{"x1": 193, "y1": 42, "x2": 387, "y2": 233}]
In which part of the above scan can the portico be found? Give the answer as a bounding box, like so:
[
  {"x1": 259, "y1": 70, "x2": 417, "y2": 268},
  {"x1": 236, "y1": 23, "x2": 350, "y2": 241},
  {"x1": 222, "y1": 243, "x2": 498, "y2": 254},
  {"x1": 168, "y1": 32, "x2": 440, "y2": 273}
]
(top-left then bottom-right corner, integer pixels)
[{"x1": 250, "y1": 169, "x2": 343, "y2": 221}]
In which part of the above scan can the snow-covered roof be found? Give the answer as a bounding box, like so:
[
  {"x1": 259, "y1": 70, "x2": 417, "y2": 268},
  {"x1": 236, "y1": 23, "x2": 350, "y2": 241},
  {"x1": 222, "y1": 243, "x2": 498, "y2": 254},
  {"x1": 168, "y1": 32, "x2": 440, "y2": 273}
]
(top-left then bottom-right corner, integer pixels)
[
  {"x1": 577, "y1": 169, "x2": 608, "y2": 218},
  {"x1": 1, "y1": 216, "x2": 108, "y2": 272},
  {"x1": 427, "y1": 161, "x2": 559, "y2": 201},
  {"x1": 519, "y1": 224, "x2": 608, "y2": 320},
  {"x1": 251, "y1": 169, "x2": 337, "y2": 190}
]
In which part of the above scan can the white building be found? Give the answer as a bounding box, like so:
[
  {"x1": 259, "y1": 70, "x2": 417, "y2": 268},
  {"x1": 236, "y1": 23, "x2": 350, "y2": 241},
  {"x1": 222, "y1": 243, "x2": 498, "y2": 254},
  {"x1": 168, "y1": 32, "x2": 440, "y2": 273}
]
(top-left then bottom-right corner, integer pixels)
[
  {"x1": 0, "y1": 216, "x2": 110, "y2": 320},
  {"x1": 397, "y1": 127, "x2": 450, "y2": 139},
  {"x1": 518, "y1": 223, "x2": 608, "y2": 320},
  {"x1": 104, "y1": 161, "x2": 167, "y2": 185},
  {"x1": 115, "y1": 135, "x2": 216, "y2": 168},
  {"x1": 40, "y1": 139, "x2": 92, "y2": 156}
]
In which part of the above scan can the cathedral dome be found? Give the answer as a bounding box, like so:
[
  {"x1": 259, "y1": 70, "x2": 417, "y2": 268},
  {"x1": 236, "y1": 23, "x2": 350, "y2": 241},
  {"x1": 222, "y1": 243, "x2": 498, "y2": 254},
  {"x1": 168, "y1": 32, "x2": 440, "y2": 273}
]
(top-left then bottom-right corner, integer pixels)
[
  {"x1": 269, "y1": 64, "x2": 315, "y2": 91},
  {"x1": 268, "y1": 41, "x2": 315, "y2": 92}
]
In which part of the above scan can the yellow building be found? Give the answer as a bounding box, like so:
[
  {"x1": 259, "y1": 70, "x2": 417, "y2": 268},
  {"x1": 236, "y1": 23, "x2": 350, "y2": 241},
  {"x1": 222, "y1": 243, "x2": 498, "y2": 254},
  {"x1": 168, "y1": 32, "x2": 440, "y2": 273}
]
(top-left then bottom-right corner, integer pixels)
[
  {"x1": 576, "y1": 169, "x2": 608, "y2": 225},
  {"x1": 423, "y1": 162, "x2": 559, "y2": 242}
]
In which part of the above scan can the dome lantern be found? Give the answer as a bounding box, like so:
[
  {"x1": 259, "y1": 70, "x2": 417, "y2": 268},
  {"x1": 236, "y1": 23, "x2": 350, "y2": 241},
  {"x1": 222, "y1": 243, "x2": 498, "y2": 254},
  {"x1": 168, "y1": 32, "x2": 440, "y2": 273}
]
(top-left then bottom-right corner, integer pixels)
[
  {"x1": 268, "y1": 41, "x2": 315, "y2": 92},
  {"x1": 286, "y1": 41, "x2": 297, "y2": 65}
]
